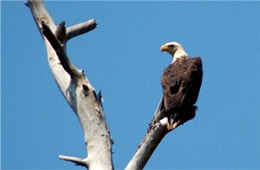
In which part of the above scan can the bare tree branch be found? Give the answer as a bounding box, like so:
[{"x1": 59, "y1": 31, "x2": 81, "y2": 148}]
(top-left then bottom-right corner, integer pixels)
[
  {"x1": 66, "y1": 19, "x2": 97, "y2": 41},
  {"x1": 26, "y1": 0, "x2": 113, "y2": 169},
  {"x1": 59, "y1": 155, "x2": 88, "y2": 167},
  {"x1": 41, "y1": 21, "x2": 81, "y2": 78},
  {"x1": 125, "y1": 97, "x2": 195, "y2": 170}
]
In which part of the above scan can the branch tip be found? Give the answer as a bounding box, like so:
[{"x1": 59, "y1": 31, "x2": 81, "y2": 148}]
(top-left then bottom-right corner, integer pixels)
[
  {"x1": 66, "y1": 19, "x2": 98, "y2": 40},
  {"x1": 59, "y1": 155, "x2": 88, "y2": 167}
]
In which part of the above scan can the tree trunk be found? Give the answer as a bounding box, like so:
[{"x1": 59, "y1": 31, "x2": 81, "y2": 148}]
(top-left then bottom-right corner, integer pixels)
[{"x1": 26, "y1": 1, "x2": 113, "y2": 169}]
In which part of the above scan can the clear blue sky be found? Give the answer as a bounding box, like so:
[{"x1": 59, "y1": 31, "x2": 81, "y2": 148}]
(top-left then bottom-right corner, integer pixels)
[{"x1": 2, "y1": 1, "x2": 260, "y2": 169}]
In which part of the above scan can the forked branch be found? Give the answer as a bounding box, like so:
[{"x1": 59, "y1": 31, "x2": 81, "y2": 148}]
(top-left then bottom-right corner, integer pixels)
[{"x1": 26, "y1": 0, "x2": 113, "y2": 169}]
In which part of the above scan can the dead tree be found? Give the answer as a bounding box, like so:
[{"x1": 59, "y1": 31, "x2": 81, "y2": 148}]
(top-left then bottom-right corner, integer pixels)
[{"x1": 26, "y1": 1, "x2": 195, "y2": 169}]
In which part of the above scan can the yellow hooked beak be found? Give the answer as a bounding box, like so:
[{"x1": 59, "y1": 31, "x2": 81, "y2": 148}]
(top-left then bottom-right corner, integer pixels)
[{"x1": 160, "y1": 45, "x2": 168, "y2": 52}]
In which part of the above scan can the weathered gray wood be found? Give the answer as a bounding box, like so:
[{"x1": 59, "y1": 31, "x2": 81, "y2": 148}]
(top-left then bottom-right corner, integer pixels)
[
  {"x1": 26, "y1": 1, "x2": 113, "y2": 169},
  {"x1": 125, "y1": 119, "x2": 167, "y2": 170},
  {"x1": 125, "y1": 96, "x2": 194, "y2": 170},
  {"x1": 66, "y1": 20, "x2": 97, "y2": 41}
]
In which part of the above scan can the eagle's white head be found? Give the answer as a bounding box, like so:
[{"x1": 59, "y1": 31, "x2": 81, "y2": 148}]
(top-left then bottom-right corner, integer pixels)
[{"x1": 160, "y1": 42, "x2": 188, "y2": 63}]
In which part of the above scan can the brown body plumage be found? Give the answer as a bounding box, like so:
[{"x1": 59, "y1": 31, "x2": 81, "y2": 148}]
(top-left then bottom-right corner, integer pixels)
[
  {"x1": 161, "y1": 56, "x2": 203, "y2": 111},
  {"x1": 160, "y1": 42, "x2": 203, "y2": 122}
]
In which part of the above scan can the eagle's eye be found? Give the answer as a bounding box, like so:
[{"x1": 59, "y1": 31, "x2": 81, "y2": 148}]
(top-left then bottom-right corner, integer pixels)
[{"x1": 168, "y1": 44, "x2": 175, "y2": 48}]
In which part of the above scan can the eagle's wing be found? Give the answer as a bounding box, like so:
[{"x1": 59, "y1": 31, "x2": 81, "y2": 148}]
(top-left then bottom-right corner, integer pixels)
[{"x1": 161, "y1": 57, "x2": 203, "y2": 112}]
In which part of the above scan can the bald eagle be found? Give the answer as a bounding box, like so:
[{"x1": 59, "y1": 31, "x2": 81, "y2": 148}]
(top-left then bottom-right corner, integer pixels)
[{"x1": 160, "y1": 42, "x2": 203, "y2": 124}]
